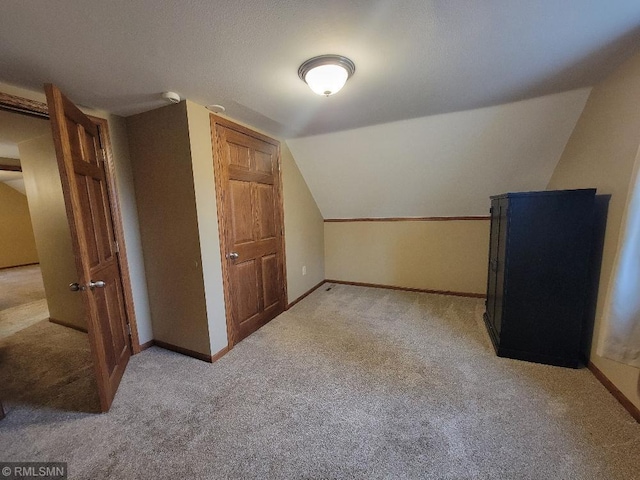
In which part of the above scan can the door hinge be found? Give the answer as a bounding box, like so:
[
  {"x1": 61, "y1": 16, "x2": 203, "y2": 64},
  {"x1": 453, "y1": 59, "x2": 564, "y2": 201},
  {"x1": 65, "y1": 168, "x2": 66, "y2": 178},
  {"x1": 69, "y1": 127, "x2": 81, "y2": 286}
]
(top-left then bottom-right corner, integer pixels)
[
  {"x1": 126, "y1": 323, "x2": 132, "y2": 336},
  {"x1": 114, "y1": 241, "x2": 120, "y2": 253}
]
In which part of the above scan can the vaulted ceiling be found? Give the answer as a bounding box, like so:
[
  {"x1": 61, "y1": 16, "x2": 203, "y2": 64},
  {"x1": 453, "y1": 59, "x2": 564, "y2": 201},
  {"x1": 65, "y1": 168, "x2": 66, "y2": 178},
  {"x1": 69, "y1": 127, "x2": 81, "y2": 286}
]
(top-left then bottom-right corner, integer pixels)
[
  {"x1": 2, "y1": 2, "x2": 639, "y2": 218},
  {"x1": 1, "y1": 1, "x2": 639, "y2": 138}
]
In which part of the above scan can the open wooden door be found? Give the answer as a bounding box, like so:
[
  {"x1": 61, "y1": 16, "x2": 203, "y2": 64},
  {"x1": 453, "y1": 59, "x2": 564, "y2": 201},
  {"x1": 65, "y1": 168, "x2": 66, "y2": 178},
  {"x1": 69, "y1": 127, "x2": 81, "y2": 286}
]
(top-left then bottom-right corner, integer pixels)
[
  {"x1": 45, "y1": 84, "x2": 131, "y2": 412},
  {"x1": 212, "y1": 115, "x2": 287, "y2": 347}
]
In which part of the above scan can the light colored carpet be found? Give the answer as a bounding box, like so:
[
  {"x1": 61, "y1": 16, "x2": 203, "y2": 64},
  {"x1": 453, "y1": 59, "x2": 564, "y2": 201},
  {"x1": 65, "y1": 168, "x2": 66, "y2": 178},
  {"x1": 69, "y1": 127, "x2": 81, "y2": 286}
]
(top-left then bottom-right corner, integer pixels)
[
  {"x1": 0, "y1": 265, "x2": 46, "y2": 310},
  {"x1": 0, "y1": 319, "x2": 98, "y2": 412},
  {"x1": 0, "y1": 265, "x2": 49, "y2": 338},
  {"x1": 1, "y1": 284, "x2": 639, "y2": 479},
  {"x1": 0, "y1": 299, "x2": 50, "y2": 339}
]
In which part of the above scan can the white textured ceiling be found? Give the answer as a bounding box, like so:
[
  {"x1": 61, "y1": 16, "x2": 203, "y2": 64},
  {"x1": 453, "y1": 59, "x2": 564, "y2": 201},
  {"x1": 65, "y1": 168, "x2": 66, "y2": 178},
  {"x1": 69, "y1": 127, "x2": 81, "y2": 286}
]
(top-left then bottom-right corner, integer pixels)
[{"x1": 0, "y1": 1, "x2": 639, "y2": 137}]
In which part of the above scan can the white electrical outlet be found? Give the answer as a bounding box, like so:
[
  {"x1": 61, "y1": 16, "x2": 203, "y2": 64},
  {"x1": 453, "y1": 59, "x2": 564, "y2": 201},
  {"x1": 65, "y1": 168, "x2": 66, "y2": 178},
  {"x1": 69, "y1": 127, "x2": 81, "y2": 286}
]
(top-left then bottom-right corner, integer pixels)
[{"x1": 302, "y1": 266, "x2": 307, "y2": 276}]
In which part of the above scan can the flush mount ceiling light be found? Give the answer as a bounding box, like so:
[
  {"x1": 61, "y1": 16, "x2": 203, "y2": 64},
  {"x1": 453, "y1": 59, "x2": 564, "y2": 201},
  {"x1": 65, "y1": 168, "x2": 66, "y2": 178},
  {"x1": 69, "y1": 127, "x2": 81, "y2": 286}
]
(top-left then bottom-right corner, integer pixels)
[{"x1": 298, "y1": 54, "x2": 355, "y2": 96}]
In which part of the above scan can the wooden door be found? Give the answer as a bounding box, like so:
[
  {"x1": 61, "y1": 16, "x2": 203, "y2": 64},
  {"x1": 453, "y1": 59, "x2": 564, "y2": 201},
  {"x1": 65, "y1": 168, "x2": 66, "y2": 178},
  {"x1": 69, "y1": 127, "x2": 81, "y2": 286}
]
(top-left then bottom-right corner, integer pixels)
[
  {"x1": 212, "y1": 116, "x2": 287, "y2": 347},
  {"x1": 45, "y1": 84, "x2": 131, "y2": 412}
]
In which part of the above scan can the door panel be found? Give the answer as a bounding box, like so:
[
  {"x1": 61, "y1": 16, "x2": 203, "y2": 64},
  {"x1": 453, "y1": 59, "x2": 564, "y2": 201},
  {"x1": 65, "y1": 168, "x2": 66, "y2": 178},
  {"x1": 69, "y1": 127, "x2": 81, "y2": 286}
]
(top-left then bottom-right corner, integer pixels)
[
  {"x1": 45, "y1": 84, "x2": 131, "y2": 412},
  {"x1": 89, "y1": 178, "x2": 115, "y2": 261},
  {"x1": 232, "y1": 260, "x2": 261, "y2": 323},
  {"x1": 230, "y1": 180, "x2": 254, "y2": 243},
  {"x1": 257, "y1": 184, "x2": 276, "y2": 239},
  {"x1": 213, "y1": 117, "x2": 286, "y2": 347},
  {"x1": 262, "y1": 254, "x2": 279, "y2": 308},
  {"x1": 255, "y1": 149, "x2": 273, "y2": 174},
  {"x1": 76, "y1": 174, "x2": 101, "y2": 267},
  {"x1": 228, "y1": 142, "x2": 251, "y2": 169}
]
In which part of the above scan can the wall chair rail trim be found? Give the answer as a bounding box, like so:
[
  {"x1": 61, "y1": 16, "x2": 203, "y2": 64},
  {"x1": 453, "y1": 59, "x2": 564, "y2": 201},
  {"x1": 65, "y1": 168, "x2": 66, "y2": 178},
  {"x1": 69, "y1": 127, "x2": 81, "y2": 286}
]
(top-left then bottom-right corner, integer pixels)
[{"x1": 324, "y1": 216, "x2": 491, "y2": 222}]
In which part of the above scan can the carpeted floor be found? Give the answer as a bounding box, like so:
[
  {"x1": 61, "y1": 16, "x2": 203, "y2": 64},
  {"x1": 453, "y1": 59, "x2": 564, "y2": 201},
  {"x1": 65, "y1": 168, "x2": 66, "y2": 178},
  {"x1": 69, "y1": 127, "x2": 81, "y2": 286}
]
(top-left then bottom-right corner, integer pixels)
[
  {"x1": 1, "y1": 283, "x2": 639, "y2": 479},
  {"x1": 0, "y1": 320, "x2": 98, "y2": 412},
  {"x1": 0, "y1": 264, "x2": 49, "y2": 338}
]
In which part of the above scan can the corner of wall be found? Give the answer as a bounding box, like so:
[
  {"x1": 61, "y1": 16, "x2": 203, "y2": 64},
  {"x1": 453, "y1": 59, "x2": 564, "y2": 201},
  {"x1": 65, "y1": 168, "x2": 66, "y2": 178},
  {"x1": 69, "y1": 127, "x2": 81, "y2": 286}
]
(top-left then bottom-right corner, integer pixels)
[
  {"x1": 105, "y1": 113, "x2": 154, "y2": 344},
  {"x1": 185, "y1": 101, "x2": 228, "y2": 355},
  {"x1": 545, "y1": 87, "x2": 593, "y2": 190},
  {"x1": 126, "y1": 101, "x2": 211, "y2": 355},
  {"x1": 281, "y1": 142, "x2": 325, "y2": 303},
  {"x1": 543, "y1": 51, "x2": 640, "y2": 412}
]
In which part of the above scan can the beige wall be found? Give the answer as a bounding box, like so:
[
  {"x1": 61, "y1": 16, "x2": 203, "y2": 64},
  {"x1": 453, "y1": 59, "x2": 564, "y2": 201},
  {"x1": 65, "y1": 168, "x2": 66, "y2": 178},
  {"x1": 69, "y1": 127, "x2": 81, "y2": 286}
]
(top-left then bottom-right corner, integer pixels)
[
  {"x1": 127, "y1": 102, "x2": 211, "y2": 356},
  {"x1": 282, "y1": 142, "x2": 325, "y2": 301},
  {"x1": 103, "y1": 114, "x2": 154, "y2": 344},
  {"x1": 0, "y1": 182, "x2": 39, "y2": 268},
  {"x1": 19, "y1": 134, "x2": 86, "y2": 330},
  {"x1": 547, "y1": 51, "x2": 640, "y2": 410},
  {"x1": 185, "y1": 101, "x2": 227, "y2": 355},
  {"x1": 325, "y1": 220, "x2": 490, "y2": 295}
]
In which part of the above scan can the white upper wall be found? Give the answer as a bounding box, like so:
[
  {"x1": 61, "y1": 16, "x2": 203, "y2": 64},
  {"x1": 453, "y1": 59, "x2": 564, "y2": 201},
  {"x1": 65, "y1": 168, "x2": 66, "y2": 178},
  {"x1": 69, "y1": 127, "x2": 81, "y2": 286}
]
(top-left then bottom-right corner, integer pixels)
[{"x1": 287, "y1": 89, "x2": 591, "y2": 218}]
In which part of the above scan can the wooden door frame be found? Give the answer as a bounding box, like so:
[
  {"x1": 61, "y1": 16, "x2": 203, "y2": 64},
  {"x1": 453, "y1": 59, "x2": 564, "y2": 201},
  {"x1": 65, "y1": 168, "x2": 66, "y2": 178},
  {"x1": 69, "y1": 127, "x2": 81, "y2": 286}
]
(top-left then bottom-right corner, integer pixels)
[
  {"x1": 210, "y1": 114, "x2": 288, "y2": 348},
  {"x1": 0, "y1": 90, "x2": 142, "y2": 353}
]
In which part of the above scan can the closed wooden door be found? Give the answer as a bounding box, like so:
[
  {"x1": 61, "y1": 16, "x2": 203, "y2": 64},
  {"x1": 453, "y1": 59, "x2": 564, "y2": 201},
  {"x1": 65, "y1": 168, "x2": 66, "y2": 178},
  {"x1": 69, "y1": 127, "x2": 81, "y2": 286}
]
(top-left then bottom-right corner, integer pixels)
[
  {"x1": 212, "y1": 116, "x2": 287, "y2": 347},
  {"x1": 45, "y1": 84, "x2": 131, "y2": 412}
]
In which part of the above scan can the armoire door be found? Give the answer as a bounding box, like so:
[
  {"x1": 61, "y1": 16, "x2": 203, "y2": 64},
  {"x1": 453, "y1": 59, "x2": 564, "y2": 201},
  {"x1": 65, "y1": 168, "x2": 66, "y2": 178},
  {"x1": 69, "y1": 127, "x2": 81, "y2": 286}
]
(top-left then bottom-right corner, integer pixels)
[
  {"x1": 485, "y1": 199, "x2": 501, "y2": 328},
  {"x1": 485, "y1": 197, "x2": 508, "y2": 338},
  {"x1": 211, "y1": 115, "x2": 287, "y2": 347},
  {"x1": 492, "y1": 198, "x2": 509, "y2": 336}
]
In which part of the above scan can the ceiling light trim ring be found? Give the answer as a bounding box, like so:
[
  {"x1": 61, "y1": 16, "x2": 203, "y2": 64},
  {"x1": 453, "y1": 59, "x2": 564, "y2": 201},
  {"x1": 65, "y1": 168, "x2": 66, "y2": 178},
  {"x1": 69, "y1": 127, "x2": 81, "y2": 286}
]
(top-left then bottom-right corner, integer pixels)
[{"x1": 298, "y1": 55, "x2": 356, "y2": 82}]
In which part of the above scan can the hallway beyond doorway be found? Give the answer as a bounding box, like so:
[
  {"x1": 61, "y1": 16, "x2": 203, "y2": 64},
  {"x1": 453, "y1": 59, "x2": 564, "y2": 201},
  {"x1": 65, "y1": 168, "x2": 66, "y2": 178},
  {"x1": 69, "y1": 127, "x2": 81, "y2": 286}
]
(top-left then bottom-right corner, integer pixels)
[{"x1": 0, "y1": 264, "x2": 48, "y2": 338}]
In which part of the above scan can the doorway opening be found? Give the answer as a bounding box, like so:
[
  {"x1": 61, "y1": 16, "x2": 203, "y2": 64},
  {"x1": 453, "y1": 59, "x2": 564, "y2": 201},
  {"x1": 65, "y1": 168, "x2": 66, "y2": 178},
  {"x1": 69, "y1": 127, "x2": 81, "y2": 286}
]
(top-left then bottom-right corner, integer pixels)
[
  {"x1": 0, "y1": 108, "x2": 100, "y2": 412},
  {"x1": 0, "y1": 88, "x2": 139, "y2": 413}
]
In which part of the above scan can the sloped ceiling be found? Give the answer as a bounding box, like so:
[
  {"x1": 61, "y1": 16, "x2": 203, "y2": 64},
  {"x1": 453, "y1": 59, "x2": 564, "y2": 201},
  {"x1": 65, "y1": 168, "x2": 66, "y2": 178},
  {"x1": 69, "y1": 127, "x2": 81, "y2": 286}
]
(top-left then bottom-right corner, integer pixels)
[
  {"x1": 0, "y1": 171, "x2": 26, "y2": 195},
  {"x1": 0, "y1": 1, "x2": 639, "y2": 137},
  {"x1": 287, "y1": 89, "x2": 591, "y2": 218},
  {"x1": 1, "y1": 3, "x2": 636, "y2": 219}
]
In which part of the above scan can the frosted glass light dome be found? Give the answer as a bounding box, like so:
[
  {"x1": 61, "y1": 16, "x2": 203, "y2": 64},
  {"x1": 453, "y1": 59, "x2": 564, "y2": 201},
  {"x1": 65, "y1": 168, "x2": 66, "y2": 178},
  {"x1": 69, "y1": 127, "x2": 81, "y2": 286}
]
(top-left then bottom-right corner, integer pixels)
[
  {"x1": 304, "y1": 64, "x2": 349, "y2": 96},
  {"x1": 298, "y1": 55, "x2": 355, "y2": 97}
]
